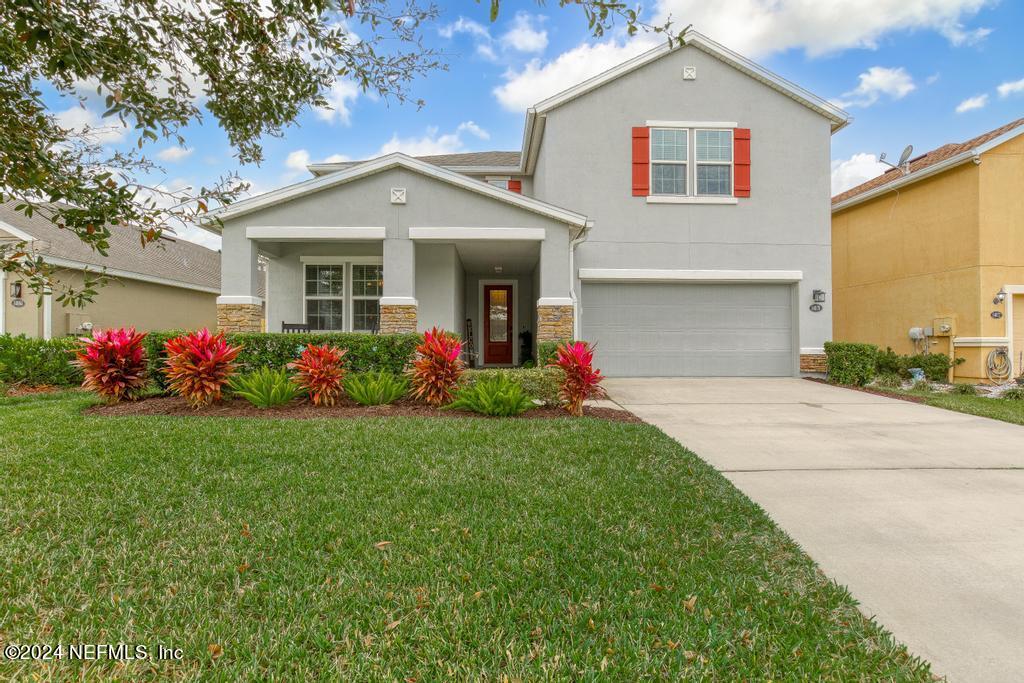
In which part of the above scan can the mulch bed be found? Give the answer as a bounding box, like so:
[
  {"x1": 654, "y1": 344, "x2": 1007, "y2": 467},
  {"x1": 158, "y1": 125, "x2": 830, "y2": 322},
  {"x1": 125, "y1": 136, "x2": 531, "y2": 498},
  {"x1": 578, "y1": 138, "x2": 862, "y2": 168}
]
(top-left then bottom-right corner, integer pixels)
[
  {"x1": 84, "y1": 396, "x2": 642, "y2": 423},
  {"x1": 804, "y1": 377, "x2": 928, "y2": 404},
  {"x1": 3, "y1": 385, "x2": 81, "y2": 397}
]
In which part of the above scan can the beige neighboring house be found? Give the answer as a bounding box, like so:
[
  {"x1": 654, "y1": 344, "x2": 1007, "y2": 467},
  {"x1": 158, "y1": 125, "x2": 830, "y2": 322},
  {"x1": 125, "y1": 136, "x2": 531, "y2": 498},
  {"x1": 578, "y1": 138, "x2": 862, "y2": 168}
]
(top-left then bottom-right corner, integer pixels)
[{"x1": 0, "y1": 201, "x2": 222, "y2": 339}]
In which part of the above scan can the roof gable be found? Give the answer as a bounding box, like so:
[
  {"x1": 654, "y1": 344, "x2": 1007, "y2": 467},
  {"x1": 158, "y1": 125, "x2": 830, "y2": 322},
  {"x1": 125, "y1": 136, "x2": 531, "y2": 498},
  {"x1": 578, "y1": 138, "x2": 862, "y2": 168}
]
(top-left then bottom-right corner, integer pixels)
[{"x1": 209, "y1": 153, "x2": 589, "y2": 227}]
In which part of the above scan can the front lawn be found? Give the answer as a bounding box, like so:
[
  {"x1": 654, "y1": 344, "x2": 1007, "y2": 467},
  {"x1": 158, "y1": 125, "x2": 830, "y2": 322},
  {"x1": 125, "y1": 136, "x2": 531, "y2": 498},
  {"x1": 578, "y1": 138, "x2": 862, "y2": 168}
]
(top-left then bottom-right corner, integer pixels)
[
  {"x1": 0, "y1": 395, "x2": 930, "y2": 680},
  {"x1": 907, "y1": 389, "x2": 1024, "y2": 426}
]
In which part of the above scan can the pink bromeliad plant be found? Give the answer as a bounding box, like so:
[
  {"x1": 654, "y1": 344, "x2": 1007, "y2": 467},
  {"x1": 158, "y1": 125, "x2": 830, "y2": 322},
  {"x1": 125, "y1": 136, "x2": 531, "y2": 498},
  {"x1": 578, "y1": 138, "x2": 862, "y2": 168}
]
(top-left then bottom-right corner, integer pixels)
[
  {"x1": 409, "y1": 327, "x2": 463, "y2": 407},
  {"x1": 74, "y1": 327, "x2": 149, "y2": 402},
  {"x1": 547, "y1": 341, "x2": 607, "y2": 417},
  {"x1": 288, "y1": 343, "x2": 347, "y2": 406},
  {"x1": 163, "y1": 328, "x2": 242, "y2": 408}
]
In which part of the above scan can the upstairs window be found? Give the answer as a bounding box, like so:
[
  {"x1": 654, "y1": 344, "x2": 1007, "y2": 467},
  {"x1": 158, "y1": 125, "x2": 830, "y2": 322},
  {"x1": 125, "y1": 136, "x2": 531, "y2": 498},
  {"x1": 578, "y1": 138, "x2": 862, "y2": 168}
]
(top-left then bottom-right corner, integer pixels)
[
  {"x1": 696, "y1": 130, "x2": 733, "y2": 196},
  {"x1": 650, "y1": 128, "x2": 687, "y2": 195}
]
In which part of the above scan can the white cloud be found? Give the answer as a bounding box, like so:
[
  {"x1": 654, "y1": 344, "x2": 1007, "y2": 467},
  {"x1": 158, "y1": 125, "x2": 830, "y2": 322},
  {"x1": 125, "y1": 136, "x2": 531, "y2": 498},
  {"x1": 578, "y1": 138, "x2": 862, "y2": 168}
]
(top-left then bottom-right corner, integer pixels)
[
  {"x1": 500, "y1": 13, "x2": 548, "y2": 53},
  {"x1": 650, "y1": 0, "x2": 995, "y2": 58},
  {"x1": 997, "y1": 77, "x2": 1024, "y2": 98},
  {"x1": 174, "y1": 224, "x2": 222, "y2": 251},
  {"x1": 831, "y1": 66, "x2": 916, "y2": 109},
  {"x1": 438, "y1": 17, "x2": 490, "y2": 40},
  {"x1": 926, "y1": 73, "x2": 941, "y2": 85},
  {"x1": 955, "y1": 93, "x2": 988, "y2": 113},
  {"x1": 156, "y1": 146, "x2": 193, "y2": 162},
  {"x1": 285, "y1": 149, "x2": 312, "y2": 172},
  {"x1": 831, "y1": 153, "x2": 889, "y2": 195},
  {"x1": 53, "y1": 105, "x2": 127, "y2": 145},
  {"x1": 314, "y1": 80, "x2": 360, "y2": 125},
  {"x1": 494, "y1": 37, "x2": 658, "y2": 111},
  {"x1": 323, "y1": 153, "x2": 350, "y2": 163},
  {"x1": 457, "y1": 121, "x2": 490, "y2": 140},
  {"x1": 374, "y1": 121, "x2": 490, "y2": 157}
]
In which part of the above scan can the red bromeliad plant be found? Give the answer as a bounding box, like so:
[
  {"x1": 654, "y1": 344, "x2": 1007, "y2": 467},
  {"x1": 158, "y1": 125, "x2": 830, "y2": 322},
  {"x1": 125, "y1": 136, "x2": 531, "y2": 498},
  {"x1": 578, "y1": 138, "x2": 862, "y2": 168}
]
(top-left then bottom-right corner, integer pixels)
[
  {"x1": 547, "y1": 341, "x2": 607, "y2": 417},
  {"x1": 409, "y1": 327, "x2": 463, "y2": 407},
  {"x1": 288, "y1": 344, "x2": 347, "y2": 406},
  {"x1": 163, "y1": 328, "x2": 242, "y2": 408},
  {"x1": 74, "y1": 327, "x2": 149, "y2": 402}
]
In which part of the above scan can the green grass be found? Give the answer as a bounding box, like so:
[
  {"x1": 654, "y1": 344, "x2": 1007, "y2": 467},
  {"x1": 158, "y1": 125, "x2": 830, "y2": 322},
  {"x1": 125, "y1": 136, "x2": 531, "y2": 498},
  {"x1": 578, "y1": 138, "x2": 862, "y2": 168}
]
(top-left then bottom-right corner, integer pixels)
[
  {"x1": 0, "y1": 394, "x2": 930, "y2": 680},
  {"x1": 899, "y1": 387, "x2": 1024, "y2": 426}
]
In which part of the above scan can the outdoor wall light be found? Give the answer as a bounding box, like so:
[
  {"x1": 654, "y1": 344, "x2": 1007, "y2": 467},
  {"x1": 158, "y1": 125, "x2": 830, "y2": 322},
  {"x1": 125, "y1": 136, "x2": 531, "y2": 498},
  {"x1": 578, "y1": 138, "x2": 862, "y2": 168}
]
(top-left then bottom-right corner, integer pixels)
[
  {"x1": 812, "y1": 289, "x2": 826, "y2": 303},
  {"x1": 993, "y1": 289, "x2": 1007, "y2": 305}
]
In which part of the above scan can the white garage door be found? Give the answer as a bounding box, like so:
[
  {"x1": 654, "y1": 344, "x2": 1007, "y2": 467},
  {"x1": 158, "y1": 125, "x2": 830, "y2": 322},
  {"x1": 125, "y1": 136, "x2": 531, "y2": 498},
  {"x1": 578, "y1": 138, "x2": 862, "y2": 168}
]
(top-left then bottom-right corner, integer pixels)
[{"x1": 581, "y1": 282, "x2": 795, "y2": 377}]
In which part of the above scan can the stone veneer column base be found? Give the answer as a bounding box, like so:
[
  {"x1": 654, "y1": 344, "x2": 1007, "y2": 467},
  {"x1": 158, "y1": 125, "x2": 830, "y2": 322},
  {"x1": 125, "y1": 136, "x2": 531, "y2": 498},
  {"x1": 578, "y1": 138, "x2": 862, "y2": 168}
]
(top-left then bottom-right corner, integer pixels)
[
  {"x1": 380, "y1": 304, "x2": 418, "y2": 334},
  {"x1": 217, "y1": 303, "x2": 263, "y2": 333},
  {"x1": 537, "y1": 304, "x2": 574, "y2": 342},
  {"x1": 799, "y1": 353, "x2": 827, "y2": 373}
]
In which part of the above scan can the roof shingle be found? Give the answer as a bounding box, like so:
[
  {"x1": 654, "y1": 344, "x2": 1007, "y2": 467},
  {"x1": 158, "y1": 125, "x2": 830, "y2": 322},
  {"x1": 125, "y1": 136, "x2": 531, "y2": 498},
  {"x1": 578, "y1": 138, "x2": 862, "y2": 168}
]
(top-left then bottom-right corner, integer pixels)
[
  {"x1": 0, "y1": 201, "x2": 220, "y2": 291},
  {"x1": 832, "y1": 117, "x2": 1024, "y2": 205}
]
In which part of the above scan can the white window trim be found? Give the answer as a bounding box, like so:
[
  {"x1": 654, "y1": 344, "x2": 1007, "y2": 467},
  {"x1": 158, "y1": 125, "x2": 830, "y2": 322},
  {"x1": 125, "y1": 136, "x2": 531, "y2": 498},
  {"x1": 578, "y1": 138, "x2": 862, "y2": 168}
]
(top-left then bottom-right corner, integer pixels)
[
  {"x1": 649, "y1": 127, "x2": 689, "y2": 197},
  {"x1": 648, "y1": 126, "x2": 735, "y2": 200},
  {"x1": 300, "y1": 256, "x2": 383, "y2": 333},
  {"x1": 484, "y1": 175, "x2": 511, "y2": 190}
]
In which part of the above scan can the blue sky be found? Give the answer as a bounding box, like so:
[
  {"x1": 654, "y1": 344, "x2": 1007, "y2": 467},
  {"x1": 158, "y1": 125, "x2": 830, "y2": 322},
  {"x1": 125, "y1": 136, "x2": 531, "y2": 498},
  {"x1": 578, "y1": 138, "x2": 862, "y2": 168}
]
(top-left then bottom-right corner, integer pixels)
[{"x1": 45, "y1": 0, "x2": 1024, "y2": 249}]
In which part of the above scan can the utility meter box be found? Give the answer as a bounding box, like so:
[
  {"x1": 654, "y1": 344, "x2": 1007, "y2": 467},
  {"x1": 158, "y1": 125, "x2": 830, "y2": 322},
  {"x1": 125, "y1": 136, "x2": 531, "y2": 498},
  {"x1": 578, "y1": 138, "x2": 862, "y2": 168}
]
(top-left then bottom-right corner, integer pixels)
[{"x1": 932, "y1": 317, "x2": 955, "y2": 337}]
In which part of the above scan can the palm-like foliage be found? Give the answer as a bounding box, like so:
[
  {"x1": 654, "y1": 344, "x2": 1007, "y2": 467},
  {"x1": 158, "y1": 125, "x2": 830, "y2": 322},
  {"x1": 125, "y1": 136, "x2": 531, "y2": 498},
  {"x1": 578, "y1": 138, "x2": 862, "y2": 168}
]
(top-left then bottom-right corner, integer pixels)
[
  {"x1": 408, "y1": 327, "x2": 463, "y2": 407},
  {"x1": 229, "y1": 367, "x2": 299, "y2": 408},
  {"x1": 344, "y1": 371, "x2": 408, "y2": 406},
  {"x1": 448, "y1": 375, "x2": 534, "y2": 416}
]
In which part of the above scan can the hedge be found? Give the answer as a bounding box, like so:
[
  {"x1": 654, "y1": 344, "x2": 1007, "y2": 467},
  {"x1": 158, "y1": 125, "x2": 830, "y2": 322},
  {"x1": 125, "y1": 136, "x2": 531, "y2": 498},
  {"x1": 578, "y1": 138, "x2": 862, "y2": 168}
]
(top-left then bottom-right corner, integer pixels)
[
  {"x1": 461, "y1": 367, "x2": 562, "y2": 405},
  {"x1": 0, "y1": 334, "x2": 83, "y2": 387},
  {"x1": 537, "y1": 339, "x2": 578, "y2": 366},
  {"x1": 143, "y1": 331, "x2": 422, "y2": 388},
  {"x1": 876, "y1": 347, "x2": 959, "y2": 382},
  {"x1": 824, "y1": 341, "x2": 878, "y2": 386}
]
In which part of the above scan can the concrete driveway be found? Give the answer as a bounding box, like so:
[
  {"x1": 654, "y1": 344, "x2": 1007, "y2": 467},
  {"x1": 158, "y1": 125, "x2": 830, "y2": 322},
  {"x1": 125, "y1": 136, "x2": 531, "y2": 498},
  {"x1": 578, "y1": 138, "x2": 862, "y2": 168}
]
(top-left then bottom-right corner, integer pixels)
[{"x1": 605, "y1": 377, "x2": 1024, "y2": 683}]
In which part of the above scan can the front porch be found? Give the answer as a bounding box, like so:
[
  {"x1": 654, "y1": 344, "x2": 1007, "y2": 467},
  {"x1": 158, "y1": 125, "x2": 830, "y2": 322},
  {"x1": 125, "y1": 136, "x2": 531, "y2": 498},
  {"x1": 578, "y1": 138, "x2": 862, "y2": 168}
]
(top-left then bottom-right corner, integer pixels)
[{"x1": 218, "y1": 226, "x2": 574, "y2": 367}]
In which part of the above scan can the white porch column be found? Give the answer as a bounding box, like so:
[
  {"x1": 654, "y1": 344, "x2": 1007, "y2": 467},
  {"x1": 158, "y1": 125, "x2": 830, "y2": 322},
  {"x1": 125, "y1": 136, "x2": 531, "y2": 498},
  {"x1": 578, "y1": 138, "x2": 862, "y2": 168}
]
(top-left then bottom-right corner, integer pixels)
[
  {"x1": 380, "y1": 237, "x2": 417, "y2": 333},
  {"x1": 536, "y1": 227, "x2": 574, "y2": 342},
  {"x1": 217, "y1": 222, "x2": 263, "y2": 332}
]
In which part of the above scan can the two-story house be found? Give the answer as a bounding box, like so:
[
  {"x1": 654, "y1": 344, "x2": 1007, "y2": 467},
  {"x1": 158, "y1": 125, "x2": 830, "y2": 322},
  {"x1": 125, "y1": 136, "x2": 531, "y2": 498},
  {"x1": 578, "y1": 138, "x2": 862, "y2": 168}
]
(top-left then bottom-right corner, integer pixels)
[{"x1": 207, "y1": 30, "x2": 849, "y2": 377}]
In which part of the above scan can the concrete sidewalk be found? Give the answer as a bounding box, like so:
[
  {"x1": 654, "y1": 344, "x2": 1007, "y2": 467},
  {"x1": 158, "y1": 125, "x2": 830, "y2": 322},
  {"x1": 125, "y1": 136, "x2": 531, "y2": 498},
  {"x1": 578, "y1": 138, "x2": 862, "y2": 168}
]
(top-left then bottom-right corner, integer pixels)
[{"x1": 606, "y1": 377, "x2": 1024, "y2": 683}]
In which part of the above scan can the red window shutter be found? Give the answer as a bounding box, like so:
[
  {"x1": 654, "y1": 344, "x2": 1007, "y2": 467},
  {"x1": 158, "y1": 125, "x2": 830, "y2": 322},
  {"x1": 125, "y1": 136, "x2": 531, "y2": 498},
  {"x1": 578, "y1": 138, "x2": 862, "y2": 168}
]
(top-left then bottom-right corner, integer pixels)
[
  {"x1": 734, "y1": 128, "x2": 751, "y2": 197},
  {"x1": 631, "y1": 126, "x2": 650, "y2": 196},
  {"x1": 507, "y1": 179, "x2": 522, "y2": 194}
]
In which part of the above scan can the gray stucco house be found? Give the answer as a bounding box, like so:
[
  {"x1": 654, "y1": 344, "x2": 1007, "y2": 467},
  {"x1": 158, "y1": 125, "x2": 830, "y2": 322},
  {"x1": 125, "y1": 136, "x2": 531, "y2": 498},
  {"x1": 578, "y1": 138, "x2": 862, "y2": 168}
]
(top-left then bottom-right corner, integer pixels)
[{"x1": 208, "y1": 30, "x2": 849, "y2": 376}]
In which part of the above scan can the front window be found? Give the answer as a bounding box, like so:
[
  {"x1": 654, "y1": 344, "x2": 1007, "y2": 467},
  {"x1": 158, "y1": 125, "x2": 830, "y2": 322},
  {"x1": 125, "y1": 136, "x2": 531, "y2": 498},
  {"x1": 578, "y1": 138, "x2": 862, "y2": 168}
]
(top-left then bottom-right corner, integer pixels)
[
  {"x1": 651, "y1": 128, "x2": 687, "y2": 195},
  {"x1": 695, "y1": 129, "x2": 733, "y2": 196},
  {"x1": 650, "y1": 128, "x2": 733, "y2": 197},
  {"x1": 303, "y1": 261, "x2": 382, "y2": 332}
]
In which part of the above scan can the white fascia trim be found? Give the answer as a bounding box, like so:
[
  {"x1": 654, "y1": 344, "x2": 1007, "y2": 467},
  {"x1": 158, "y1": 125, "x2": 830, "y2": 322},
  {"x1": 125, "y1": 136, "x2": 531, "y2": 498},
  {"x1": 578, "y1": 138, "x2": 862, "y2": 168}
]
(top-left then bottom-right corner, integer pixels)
[
  {"x1": 210, "y1": 153, "x2": 588, "y2": 228},
  {"x1": 298, "y1": 255, "x2": 382, "y2": 264},
  {"x1": 800, "y1": 347, "x2": 825, "y2": 355},
  {"x1": 408, "y1": 227, "x2": 545, "y2": 241},
  {"x1": 217, "y1": 295, "x2": 264, "y2": 305},
  {"x1": 246, "y1": 226, "x2": 385, "y2": 241},
  {"x1": 447, "y1": 166, "x2": 523, "y2": 175},
  {"x1": 578, "y1": 268, "x2": 804, "y2": 283},
  {"x1": 0, "y1": 219, "x2": 37, "y2": 243},
  {"x1": 537, "y1": 297, "x2": 573, "y2": 306},
  {"x1": 646, "y1": 120, "x2": 738, "y2": 128},
  {"x1": 646, "y1": 195, "x2": 738, "y2": 205},
  {"x1": 42, "y1": 255, "x2": 220, "y2": 294},
  {"x1": 832, "y1": 150, "x2": 978, "y2": 212},
  {"x1": 530, "y1": 30, "x2": 848, "y2": 131},
  {"x1": 952, "y1": 337, "x2": 1010, "y2": 347},
  {"x1": 379, "y1": 297, "x2": 418, "y2": 306}
]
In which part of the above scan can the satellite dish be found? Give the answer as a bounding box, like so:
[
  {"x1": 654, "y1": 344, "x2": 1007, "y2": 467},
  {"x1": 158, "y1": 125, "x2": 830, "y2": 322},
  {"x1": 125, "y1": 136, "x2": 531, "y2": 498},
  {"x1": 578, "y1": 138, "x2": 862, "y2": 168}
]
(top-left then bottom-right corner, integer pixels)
[{"x1": 897, "y1": 144, "x2": 914, "y2": 167}]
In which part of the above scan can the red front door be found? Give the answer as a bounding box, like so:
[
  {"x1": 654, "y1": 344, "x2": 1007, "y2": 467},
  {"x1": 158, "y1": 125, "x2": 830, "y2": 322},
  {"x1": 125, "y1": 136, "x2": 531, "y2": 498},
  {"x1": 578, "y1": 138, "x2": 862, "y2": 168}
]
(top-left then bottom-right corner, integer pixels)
[{"x1": 483, "y1": 284, "x2": 513, "y2": 365}]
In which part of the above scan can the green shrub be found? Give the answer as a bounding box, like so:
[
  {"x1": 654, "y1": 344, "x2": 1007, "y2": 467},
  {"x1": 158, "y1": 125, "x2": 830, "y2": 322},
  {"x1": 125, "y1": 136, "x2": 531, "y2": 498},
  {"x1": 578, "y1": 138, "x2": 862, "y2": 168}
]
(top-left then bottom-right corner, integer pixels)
[
  {"x1": 448, "y1": 375, "x2": 534, "y2": 416},
  {"x1": 344, "y1": 371, "x2": 408, "y2": 406},
  {"x1": 462, "y1": 367, "x2": 561, "y2": 405},
  {"x1": 1001, "y1": 386, "x2": 1024, "y2": 400},
  {"x1": 911, "y1": 380, "x2": 932, "y2": 393},
  {"x1": 145, "y1": 331, "x2": 420, "y2": 389},
  {"x1": 537, "y1": 339, "x2": 576, "y2": 367},
  {"x1": 875, "y1": 346, "x2": 959, "y2": 382},
  {"x1": 824, "y1": 342, "x2": 878, "y2": 386},
  {"x1": 0, "y1": 334, "x2": 83, "y2": 386},
  {"x1": 952, "y1": 382, "x2": 978, "y2": 396},
  {"x1": 876, "y1": 348, "x2": 903, "y2": 377},
  {"x1": 229, "y1": 367, "x2": 299, "y2": 408},
  {"x1": 873, "y1": 372, "x2": 902, "y2": 390}
]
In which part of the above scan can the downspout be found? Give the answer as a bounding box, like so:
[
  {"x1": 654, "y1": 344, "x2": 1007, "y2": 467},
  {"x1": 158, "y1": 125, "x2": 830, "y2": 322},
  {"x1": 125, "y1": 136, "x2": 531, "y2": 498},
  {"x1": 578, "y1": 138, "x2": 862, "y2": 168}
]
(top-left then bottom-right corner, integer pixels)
[{"x1": 569, "y1": 219, "x2": 593, "y2": 339}]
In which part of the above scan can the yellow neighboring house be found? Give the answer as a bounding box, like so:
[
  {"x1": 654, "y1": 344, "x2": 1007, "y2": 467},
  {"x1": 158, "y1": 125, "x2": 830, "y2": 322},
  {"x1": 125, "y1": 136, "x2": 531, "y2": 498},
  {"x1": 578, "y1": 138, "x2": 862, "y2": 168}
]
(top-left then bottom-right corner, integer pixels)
[
  {"x1": 0, "y1": 201, "x2": 222, "y2": 338},
  {"x1": 832, "y1": 118, "x2": 1024, "y2": 383}
]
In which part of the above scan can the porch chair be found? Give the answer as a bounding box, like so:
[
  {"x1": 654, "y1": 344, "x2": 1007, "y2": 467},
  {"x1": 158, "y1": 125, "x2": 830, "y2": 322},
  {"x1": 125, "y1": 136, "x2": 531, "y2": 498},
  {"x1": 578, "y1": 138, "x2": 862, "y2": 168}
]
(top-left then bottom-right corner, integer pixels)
[{"x1": 281, "y1": 321, "x2": 310, "y2": 333}]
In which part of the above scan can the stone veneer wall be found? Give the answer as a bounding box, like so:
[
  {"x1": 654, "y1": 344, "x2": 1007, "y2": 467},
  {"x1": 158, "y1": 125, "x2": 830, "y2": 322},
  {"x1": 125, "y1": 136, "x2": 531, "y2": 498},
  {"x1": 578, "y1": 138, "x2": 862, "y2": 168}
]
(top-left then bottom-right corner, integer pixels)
[
  {"x1": 537, "y1": 305, "x2": 574, "y2": 342},
  {"x1": 380, "y1": 304, "x2": 418, "y2": 334},
  {"x1": 799, "y1": 353, "x2": 827, "y2": 374},
  {"x1": 217, "y1": 303, "x2": 263, "y2": 333}
]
